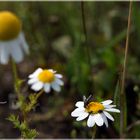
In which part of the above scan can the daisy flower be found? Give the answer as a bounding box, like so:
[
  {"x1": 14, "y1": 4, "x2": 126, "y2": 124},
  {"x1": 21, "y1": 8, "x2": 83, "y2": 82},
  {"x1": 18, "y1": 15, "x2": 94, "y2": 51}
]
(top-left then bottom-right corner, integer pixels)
[
  {"x1": 28, "y1": 68, "x2": 64, "y2": 93},
  {"x1": 71, "y1": 95, "x2": 120, "y2": 127},
  {"x1": 0, "y1": 11, "x2": 29, "y2": 64}
]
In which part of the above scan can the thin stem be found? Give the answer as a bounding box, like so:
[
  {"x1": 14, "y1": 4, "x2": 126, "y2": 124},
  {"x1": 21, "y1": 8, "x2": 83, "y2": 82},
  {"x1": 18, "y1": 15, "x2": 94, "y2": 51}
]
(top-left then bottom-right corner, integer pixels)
[
  {"x1": 126, "y1": 120, "x2": 140, "y2": 132},
  {"x1": 120, "y1": 1, "x2": 132, "y2": 138},
  {"x1": 35, "y1": 90, "x2": 44, "y2": 100},
  {"x1": 81, "y1": 1, "x2": 92, "y2": 68},
  {"x1": 92, "y1": 126, "x2": 96, "y2": 139},
  {"x1": 12, "y1": 60, "x2": 27, "y2": 122},
  {"x1": 11, "y1": 60, "x2": 40, "y2": 138},
  {"x1": 12, "y1": 60, "x2": 20, "y2": 98},
  {"x1": 81, "y1": 1, "x2": 94, "y2": 95}
]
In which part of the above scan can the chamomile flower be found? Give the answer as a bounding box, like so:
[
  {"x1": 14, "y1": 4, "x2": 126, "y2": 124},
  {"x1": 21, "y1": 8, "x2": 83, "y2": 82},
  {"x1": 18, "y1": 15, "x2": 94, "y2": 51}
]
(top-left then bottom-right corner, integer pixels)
[
  {"x1": 71, "y1": 95, "x2": 120, "y2": 127},
  {"x1": 0, "y1": 11, "x2": 29, "y2": 64},
  {"x1": 28, "y1": 68, "x2": 64, "y2": 93}
]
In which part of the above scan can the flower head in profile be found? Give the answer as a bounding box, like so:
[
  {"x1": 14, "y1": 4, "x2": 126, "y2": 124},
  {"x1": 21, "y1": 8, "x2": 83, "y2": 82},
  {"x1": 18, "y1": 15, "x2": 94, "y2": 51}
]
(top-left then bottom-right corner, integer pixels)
[
  {"x1": 28, "y1": 68, "x2": 64, "y2": 93},
  {"x1": 0, "y1": 11, "x2": 29, "y2": 64},
  {"x1": 71, "y1": 95, "x2": 120, "y2": 127}
]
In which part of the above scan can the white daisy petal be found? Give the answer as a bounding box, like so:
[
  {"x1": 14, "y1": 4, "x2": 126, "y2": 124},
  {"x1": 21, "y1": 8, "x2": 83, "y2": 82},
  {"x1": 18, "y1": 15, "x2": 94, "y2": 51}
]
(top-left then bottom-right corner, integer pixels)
[
  {"x1": 104, "y1": 105, "x2": 116, "y2": 109},
  {"x1": 75, "y1": 101, "x2": 84, "y2": 108},
  {"x1": 10, "y1": 44, "x2": 24, "y2": 63},
  {"x1": 31, "y1": 82, "x2": 43, "y2": 91},
  {"x1": 71, "y1": 107, "x2": 85, "y2": 114},
  {"x1": 44, "y1": 83, "x2": 51, "y2": 93},
  {"x1": 87, "y1": 115, "x2": 95, "y2": 127},
  {"x1": 73, "y1": 111, "x2": 87, "y2": 117},
  {"x1": 71, "y1": 108, "x2": 86, "y2": 117},
  {"x1": 110, "y1": 105, "x2": 116, "y2": 108},
  {"x1": 105, "y1": 108, "x2": 120, "y2": 113},
  {"x1": 29, "y1": 68, "x2": 43, "y2": 78},
  {"x1": 101, "y1": 100, "x2": 113, "y2": 105},
  {"x1": 52, "y1": 82, "x2": 61, "y2": 92},
  {"x1": 28, "y1": 68, "x2": 63, "y2": 93},
  {"x1": 48, "y1": 69, "x2": 55, "y2": 73},
  {"x1": 76, "y1": 112, "x2": 89, "y2": 121},
  {"x1": 0, "y1": 45, "x2": 9, "y2": 64},
  {"x1": 55, "y1": 78, "x2": 64, "y2": 86},
  {"x1": 93, "y1": 113, "x2": 104, "y2": 126},
  {"x1": 101, "y1": 113, "x2": 108, "y2": 127},
  {"x1": 103, "y1": 111, "x2": 114, "y2": 121},
  {"x1": 71, "y1": 98, "x2": 120, "y2": 128},
  {"x1": 55, "y1": 74, "x2": 63, "y2": 78},
  {"x1": 28, "y1": 78, "x2": 38, "y2": 85},
  {"x1": 19, "y1": 32, "x2": 29, "y2": 54},
  {"x1": 0, "y1": 30, "x2": 29, "y2": 65}
]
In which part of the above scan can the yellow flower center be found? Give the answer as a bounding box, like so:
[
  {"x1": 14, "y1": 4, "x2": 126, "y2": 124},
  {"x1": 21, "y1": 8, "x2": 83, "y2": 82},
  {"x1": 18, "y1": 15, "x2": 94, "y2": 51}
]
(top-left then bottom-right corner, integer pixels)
[
  {"x1": 0, "y1": 11, "x2": 22, "y2": 41},
  {"x1": 38, "y1": 70, "x2": 55, "y2": 83},
  {"x1": 86, "y1": 102, "x2": 104, "y2": 114}
]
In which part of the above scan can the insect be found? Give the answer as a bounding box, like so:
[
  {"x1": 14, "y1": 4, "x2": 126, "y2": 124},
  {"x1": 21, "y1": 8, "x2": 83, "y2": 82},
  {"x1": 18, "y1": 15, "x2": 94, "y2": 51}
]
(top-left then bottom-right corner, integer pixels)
[{"x1": 83, "y1": 94, "x2": 93, "y2": 107}]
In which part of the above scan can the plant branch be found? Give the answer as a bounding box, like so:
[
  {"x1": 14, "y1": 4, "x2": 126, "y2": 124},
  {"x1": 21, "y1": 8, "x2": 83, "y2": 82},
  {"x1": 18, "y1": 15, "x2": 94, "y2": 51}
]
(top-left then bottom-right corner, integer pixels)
[
  {"x1": 126, "y1": 120, "x2": 140, "y2": 132},
  {"x1": 81, "y1": 1, "x2": 92, "y2": 68},
  {"x1": 120, "y1": 1, "x2": 132, "y2": 138}
]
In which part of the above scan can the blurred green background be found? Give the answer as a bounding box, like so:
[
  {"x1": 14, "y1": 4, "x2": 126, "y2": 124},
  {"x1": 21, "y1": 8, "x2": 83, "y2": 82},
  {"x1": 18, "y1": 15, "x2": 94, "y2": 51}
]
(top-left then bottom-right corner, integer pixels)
[{"x1": 0, "y1": 1, "x2": 139, "y2": 138}]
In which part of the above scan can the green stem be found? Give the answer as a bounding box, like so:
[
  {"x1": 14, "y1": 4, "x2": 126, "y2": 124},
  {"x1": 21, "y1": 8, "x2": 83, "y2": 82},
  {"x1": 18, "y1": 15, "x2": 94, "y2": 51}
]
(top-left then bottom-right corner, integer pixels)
[
  {"x1": 11, "y1": 60, "x2": 40, "y2": 138},
  {"x1": 12, "y1": 60, "x2": 27, "y2": 122},
  {"x1": 81, "y1": 1, "x2": 92, "y2": 68},
  {"x1": 120, "y1": 1, "x2": 132, "y2": 138},
  {"x1": 12, "y1": 60, "x2": 20, "y2": 98},
  {"x1": 22, "y1": 90, "x2": 44, "y2": 130},
  {"x1": 35, "y1": 90, "x2": 44, "y2": 100},
  {"x1": 81, "y1": 1, "x2": 94, "y2": 95},
  {"x1": 92, "y1": 126, "x2": 96, "y2": 139}
]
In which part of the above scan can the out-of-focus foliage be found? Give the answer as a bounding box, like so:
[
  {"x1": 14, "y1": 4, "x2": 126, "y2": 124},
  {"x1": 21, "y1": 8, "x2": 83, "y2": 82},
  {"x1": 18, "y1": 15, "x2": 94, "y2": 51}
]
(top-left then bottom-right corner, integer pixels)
[{"x1": 0, "y1": 2, "x2": 140, "y2": 138}]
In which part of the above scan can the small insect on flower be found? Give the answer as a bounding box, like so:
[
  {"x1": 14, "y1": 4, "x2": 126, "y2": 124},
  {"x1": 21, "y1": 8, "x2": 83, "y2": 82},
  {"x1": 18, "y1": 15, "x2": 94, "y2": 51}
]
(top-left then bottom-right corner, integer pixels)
[
  {"x1": 28, "y1": 68, "x2": 64, "y2": 93},
  {"x1": 0, "y1": 11, "x2": 29, "y2": 64},
  {"x1": 71, "y1": 95, "x2": 120, "y2": 127}
]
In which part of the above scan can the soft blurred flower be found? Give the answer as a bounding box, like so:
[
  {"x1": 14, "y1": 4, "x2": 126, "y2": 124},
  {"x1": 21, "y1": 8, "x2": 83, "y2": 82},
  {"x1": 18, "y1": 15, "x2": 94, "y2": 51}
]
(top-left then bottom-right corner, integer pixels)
[
  {"x1": 0, "y1": 11, "x2": 29, "y2": 64},
  {"x1": 28, "y1": 68, "x2": 64, "y2": 93},
  {"x1": 71, "y1": 95, "x2": 120, "y2": 127}
]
